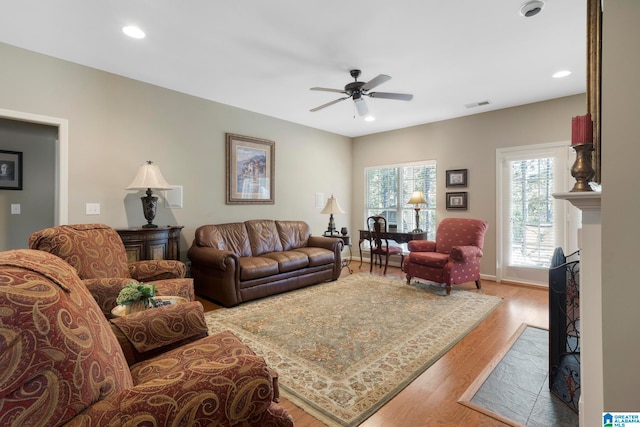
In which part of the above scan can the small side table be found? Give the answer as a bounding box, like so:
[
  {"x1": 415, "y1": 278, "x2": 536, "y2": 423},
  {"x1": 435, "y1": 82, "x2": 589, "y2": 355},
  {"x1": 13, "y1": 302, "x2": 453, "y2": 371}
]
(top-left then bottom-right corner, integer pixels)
[
  {"x1": 116, "y1": 226, "x2": 183, "y2": 263},
  {"x1": 324, "y1": 233, "x2": 353, "y2": 274},
  {"x1": 111, "y1": 296, "x2": 187, "y2": 317}
]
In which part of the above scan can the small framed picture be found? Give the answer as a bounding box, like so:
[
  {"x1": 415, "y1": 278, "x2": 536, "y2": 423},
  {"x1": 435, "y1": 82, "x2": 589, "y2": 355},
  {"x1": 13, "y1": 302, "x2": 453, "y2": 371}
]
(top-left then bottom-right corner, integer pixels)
[
  {"x1": 446, "y1": 192, "x2": 468, "y2": 210},
  {"x1": 446, "y1": 169, "x2": 468, "y2": 187},
  {"x1": 0, "y1": 150, "x2": 23, "y2": 190}
]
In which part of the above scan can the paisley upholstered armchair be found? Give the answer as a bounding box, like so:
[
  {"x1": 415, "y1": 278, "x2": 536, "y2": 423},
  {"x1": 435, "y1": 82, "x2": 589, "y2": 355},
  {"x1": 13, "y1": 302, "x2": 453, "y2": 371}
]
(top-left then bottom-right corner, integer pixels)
[
  {"x1": 0, "y1": 249, "x2": 293, "y2": 426},
  {"x1": 404, "y1": 217, "x2": 488, "y2": 295},
  {"x1": 29, "y1": 223, "x2": 194, "y2": 315}
]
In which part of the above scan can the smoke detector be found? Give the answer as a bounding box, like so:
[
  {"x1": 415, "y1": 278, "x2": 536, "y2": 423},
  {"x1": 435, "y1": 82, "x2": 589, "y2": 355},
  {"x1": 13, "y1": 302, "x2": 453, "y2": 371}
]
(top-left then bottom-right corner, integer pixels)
[{"x1": 520, "y1": 1, "x2": 545, "y2": 17}]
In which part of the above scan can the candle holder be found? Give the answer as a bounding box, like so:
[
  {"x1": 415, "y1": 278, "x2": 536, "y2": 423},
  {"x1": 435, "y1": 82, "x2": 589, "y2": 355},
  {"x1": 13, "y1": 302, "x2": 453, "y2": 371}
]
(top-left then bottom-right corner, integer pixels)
[{"x1": 570, "y1": 143, "x2": 595, "y2": 192}]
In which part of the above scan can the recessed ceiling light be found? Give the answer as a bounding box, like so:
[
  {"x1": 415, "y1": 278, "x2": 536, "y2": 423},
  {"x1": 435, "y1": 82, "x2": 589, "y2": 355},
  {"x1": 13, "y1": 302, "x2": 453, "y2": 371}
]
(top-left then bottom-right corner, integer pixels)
[
  {"x1": 364, "y1": 115, "x2": 375, "y2": 122},
  {"x1": 553, "y1": 70, "x2": 572, "y2": 78},
  {"x1": 122, "y1": 26, "x2": 145, "y2": 39}
]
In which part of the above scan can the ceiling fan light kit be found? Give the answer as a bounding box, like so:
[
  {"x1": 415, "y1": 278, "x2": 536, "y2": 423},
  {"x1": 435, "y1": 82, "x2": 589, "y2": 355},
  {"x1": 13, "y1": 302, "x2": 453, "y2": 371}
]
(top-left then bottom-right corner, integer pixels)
[{"x1": 310, "y1": 69, "x2": 413, "y2": 117}]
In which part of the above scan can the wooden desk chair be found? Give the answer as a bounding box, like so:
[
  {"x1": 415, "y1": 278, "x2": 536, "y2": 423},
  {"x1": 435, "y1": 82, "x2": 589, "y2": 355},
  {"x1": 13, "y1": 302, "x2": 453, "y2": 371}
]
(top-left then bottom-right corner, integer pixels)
[{"x1": 367, "y1": 215, "x2": 403, "y2": 275}]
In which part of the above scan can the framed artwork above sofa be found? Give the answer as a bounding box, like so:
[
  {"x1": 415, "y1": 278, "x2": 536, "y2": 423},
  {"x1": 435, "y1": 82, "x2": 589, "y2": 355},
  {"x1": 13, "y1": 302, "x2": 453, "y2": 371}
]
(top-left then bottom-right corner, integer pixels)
[{"x1": 225, "y1": 133, "x2": 275, "y2": 204}]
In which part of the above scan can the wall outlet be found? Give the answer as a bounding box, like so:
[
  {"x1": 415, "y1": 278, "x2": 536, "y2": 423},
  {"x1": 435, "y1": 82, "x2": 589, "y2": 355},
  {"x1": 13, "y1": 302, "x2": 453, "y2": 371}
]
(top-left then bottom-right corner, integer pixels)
[
  {"x1": 11, "y1": 204, "x2": 20, "y2": 214},
  {"x1": 85, "y1": 203, "x2": 101, "y2": 215}
]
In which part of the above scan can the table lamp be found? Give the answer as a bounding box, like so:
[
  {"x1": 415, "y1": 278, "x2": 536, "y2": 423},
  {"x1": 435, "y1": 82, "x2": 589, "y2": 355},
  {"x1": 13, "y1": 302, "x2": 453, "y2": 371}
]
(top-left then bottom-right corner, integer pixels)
[
  {"x1": 407, "y1": 190, "x2": 427, "y2": 233},
  {"x1": 126, "y1": 161, "x2": 173, "y2": 228},
  {"x1": 320, "y1": 194, "x2": 345, "y2": 236}
]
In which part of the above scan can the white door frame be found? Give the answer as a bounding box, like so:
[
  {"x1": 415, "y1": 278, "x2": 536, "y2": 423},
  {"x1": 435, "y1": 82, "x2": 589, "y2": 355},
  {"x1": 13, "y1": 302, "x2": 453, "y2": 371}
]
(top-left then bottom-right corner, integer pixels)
[
  {"x1": 0, "y1": 108, "x2": 68, "y2": 225},
  {"x1": 495, "y1": 141, "x2": 572, "y2": 286}
]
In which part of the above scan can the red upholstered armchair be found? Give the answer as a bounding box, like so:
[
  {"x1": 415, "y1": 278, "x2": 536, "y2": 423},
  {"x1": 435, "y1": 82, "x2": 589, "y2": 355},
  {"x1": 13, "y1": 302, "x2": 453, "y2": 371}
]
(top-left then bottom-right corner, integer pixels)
[
  {"x1": 403, "y1": 218, "x2": 488, "y2": 295},
  {"x1": 0, "y1": 249, "x2": 293, "y2": 426},
  {"x1": 28, "y1": 223, "x2": 194, "y2": 315}
]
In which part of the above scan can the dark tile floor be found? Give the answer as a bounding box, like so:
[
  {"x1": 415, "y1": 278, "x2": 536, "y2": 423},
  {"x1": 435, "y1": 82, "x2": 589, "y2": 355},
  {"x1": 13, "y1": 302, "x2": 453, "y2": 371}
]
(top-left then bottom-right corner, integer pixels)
[{"x1": 470, "y1": 326, "x2": 579, "y2": 426}]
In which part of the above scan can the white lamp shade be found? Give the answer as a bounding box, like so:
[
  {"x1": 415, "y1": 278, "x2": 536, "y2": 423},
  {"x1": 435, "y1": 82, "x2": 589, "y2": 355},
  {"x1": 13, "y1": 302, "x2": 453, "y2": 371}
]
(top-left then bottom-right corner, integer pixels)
[
  {"x1": 320, "y1": 194, "x2": 345, "y2": 215},
  {"x1": 407, "y1": 190, "x2": 427, "y2": 205},
  {"x1": 126, "y1": 161, "x2": 173, "y2": 190}
]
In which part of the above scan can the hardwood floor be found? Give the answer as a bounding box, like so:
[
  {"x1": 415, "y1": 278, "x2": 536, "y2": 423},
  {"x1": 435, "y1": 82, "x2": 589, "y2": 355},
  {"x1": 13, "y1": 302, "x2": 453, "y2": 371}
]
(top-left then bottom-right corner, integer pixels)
[{"x1": 196, "y1": 263, "x2": 549, "y2": 427}]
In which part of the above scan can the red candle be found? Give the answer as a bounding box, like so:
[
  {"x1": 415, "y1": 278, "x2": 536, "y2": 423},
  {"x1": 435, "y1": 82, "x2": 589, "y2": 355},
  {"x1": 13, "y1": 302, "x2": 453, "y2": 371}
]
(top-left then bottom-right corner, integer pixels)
[{"x1": 571, "y1": 113, "x2": 593, "y2": 145}]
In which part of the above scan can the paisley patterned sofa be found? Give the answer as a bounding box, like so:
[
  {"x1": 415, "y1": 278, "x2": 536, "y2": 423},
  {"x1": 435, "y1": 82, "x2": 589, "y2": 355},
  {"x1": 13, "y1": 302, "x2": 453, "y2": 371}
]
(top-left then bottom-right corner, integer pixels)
[
  {"x1": 29, "y1": 223, "x2": 194, "y2": 316},
  {"x1": 0, "y1": 249, "x2": 294, "y2": 426}
]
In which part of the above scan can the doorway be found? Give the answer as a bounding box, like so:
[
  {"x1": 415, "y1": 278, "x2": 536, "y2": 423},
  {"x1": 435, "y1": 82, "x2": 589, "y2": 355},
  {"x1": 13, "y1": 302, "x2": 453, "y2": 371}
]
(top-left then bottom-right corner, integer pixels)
[
  {"x1": 496, "y1": 142, "x2": 573, "y2": 286},
  {"x1": 0, "y1": 108, "x2": 68, "y2": 243}
]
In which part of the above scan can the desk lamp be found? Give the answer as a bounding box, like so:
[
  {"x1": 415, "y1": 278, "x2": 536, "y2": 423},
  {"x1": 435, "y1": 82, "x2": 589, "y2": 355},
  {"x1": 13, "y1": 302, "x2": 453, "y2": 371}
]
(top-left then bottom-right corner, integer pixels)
[{"x1": 407, "y1": 190, "x2": 427, "y2": 233}]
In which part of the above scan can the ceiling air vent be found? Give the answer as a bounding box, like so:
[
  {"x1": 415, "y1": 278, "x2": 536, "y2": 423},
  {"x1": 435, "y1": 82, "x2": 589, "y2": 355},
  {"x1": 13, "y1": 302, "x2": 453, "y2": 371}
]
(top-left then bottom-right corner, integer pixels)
[{"x1": 465, "y1": 100, "x2": 491, "y2": 109}]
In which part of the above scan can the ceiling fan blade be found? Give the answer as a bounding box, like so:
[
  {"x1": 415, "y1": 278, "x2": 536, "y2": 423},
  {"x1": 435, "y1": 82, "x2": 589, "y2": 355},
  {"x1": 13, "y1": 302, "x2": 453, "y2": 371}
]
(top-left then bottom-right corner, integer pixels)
[
  {"x1": 354, "y1": 98, "x2": 369, "y2": 116},
  {"x1": 361, "y1": 74, "x2": 391, "y2": 91},
  {"x1": 310, "y1": 87, "x2": 347, "y2": 94},
  {"x1": 368, "y1": 92, "x2": 413, "y2": 101},
  {"x1": 310, "y1": 97, "x2": 349, "y2": 112}
]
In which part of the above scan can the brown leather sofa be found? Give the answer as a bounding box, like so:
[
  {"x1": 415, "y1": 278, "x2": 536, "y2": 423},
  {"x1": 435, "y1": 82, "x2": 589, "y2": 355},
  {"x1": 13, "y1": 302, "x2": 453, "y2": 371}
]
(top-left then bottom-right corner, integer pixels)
[{"x1": 188, "y1": 219, "x2": 343, "y2": 307}]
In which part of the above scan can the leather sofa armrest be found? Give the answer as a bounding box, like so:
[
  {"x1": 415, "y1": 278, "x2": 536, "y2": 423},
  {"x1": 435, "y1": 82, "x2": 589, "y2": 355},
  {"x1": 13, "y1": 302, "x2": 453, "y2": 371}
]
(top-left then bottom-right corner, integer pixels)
[
  {"x1": 129, "y1": 260, "x2": 186, "y2": 281},
  {"x1": 308, "y1": 235, "x2": 343, "y2": 252},
  {"x1": 110, "y1": 301, "x2": 209, "y2": 365},
  {"x1": 76, "y1": 353, "x2": 289, "y2": 426},
  {"x1": 449, "y1": 245, "x2": 483, "y2": 262},
  {"x1": 407, "y1": 240, "x2": 437, "y2": 252},
  {"x1": 187, "y1": 246, "x2": 238, "y2": 271}
]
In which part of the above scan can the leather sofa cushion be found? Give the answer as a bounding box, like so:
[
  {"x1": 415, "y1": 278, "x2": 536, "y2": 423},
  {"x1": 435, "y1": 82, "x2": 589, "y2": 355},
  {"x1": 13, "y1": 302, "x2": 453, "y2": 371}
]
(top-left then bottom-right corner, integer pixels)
[
  {"x1": 246, "y1": 220, "x2": 283, "y2": 256},
  {"x1": 239, "y1": 256, "x2": 279, "y2": 280},
  {"x1": 195, "y1": 223, "x2": 252, "y2": 257},
  {"x1": 293, "y1": 247, "x2": 335, "y2": 267},
  {"x1": 276, "y1": 221, "x2": 311, "y2": 250},
  {"x1": 263, "y1": 251, "x2": 309, "y2": 273},
  {"x1": 408, "y1": 251, "x2": 449, "y2": 268}
]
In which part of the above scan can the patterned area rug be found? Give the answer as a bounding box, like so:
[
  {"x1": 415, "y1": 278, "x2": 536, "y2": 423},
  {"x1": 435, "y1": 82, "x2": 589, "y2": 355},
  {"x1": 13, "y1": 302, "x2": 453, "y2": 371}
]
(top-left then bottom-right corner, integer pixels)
[{"x1": 205, "y1": 273, "x2": 503, "y2": 426}]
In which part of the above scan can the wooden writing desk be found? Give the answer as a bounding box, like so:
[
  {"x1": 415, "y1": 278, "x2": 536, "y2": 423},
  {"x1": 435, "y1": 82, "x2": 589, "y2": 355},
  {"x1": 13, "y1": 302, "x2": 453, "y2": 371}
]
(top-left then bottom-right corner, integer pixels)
[{"x1": 358, "y1": 229, "x2": 428, "y2": 267}]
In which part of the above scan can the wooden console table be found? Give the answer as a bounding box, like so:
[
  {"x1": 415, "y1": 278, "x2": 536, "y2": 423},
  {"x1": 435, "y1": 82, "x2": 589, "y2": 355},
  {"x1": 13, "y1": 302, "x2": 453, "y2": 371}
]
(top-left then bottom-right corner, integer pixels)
[
  {"x1": 358, "y1": 229, "x2": 428, "y2": 267},
  {"x1": 116, "y1": 226, "x2": 183, "y2": 262}
]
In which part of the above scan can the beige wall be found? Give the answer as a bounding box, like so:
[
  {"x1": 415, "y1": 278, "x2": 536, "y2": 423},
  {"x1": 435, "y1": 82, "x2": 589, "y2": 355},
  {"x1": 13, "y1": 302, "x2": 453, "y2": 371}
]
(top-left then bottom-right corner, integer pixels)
[
  {"x1": 0, "y1": 41, "x2": 587, "y2": 278},
  {"x1": 601, "y1": 0, "x2": 640, "y2": 411},
  {"x1": 0, "y1": 42, "x2": 352, "y2": 254},
  {"x1": 352, "y1": 94, "x2": 586, "y2": 277}
]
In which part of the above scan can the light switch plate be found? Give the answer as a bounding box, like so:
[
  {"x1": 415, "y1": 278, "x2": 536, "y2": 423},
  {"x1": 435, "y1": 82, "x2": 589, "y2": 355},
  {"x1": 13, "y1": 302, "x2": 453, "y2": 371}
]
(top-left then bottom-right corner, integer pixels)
[
  {"x1": 86, "y1": 203, "x2": 101, "y2": 215},
  {"x1": 11, "y1": 204, "x2": 20, "y2": 214}
]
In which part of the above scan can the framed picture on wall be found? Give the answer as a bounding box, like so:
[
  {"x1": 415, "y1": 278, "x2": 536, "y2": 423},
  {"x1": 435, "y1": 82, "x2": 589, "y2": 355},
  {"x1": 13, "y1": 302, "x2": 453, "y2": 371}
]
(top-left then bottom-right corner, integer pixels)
[
  {"x1": 446, "y1": 169, "x2": 468, "y2": 187},
  {"x1": 226, "y1": 133, "x2": 275, "y2": 204},
  {"x1": 0, "y1": 150, "x2": 23, "y2": 190},
  {"x1": 446, "y1": 192, "x2": 468, "y2": 210}
]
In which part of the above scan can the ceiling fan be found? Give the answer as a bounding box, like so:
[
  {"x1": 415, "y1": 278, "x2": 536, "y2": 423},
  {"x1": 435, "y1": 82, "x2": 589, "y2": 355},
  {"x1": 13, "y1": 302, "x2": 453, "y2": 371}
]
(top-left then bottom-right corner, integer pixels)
[{"x1": 310, "y1": 69, "x2": 413, "y2": 116}]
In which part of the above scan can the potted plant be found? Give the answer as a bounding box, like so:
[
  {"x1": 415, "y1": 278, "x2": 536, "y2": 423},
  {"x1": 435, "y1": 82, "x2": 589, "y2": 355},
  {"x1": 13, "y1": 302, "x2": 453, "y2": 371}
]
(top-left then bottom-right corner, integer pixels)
[{"x1": 116, "y1": 282, "x2": 156, "y2": 314}]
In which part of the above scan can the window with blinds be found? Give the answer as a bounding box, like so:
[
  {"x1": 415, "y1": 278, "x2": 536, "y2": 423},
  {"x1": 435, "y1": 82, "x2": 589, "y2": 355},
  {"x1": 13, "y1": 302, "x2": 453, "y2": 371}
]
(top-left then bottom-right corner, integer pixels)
[
  {"x1": 508, "y1": 157, "x2": 555, "y2": 268},
  {"x1": 365, "y1": 161, "x2": 437, "y2": 239}
]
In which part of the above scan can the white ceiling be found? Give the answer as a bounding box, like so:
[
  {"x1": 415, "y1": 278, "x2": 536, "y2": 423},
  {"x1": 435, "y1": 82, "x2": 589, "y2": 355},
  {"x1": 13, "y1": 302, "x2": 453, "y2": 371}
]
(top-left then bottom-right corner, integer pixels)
[{"x1": 0, "y1": 0, "x2": 586, "y2": 138}]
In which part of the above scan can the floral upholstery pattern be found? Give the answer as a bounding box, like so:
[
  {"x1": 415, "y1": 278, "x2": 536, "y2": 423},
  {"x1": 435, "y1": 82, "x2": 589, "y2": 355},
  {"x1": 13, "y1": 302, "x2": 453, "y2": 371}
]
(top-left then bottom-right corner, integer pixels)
[
  {"x1": 0, "y1": 249, "x2": 294, "y2": 427},
  {"x1": 404, "y1": 218, "x2": 488, "y2": 295},
  {"x1": 29, "y1": 224, "x2": 194, "y2": 314}
]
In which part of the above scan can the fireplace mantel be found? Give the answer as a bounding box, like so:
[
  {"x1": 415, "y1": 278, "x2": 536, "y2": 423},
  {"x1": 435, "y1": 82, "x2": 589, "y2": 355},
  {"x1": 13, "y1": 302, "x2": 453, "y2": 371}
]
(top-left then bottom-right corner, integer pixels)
[
  {"x1": 553, "y1": 191, "x2": 602, "y2": 210},
  {"x1": 553, "y1": 190, "x2": 601, "y2": 427}
]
